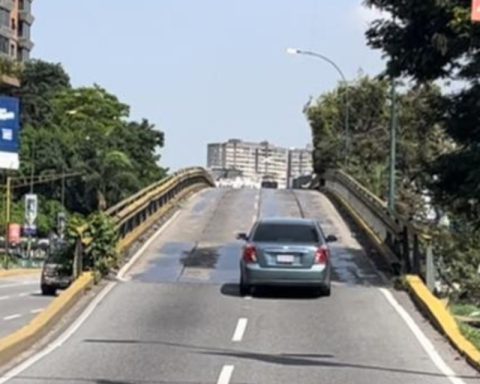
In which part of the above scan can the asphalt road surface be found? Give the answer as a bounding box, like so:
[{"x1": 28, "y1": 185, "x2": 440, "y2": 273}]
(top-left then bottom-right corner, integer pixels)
[
  {"x1": 0, "y1": 274, "x2": 52, "y2": 339},
  {"x1": 1, "y1": 188, "x2": 479, "y2": 384}
]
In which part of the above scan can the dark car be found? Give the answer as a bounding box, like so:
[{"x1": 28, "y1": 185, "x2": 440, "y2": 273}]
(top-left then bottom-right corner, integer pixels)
[
  {"x1": 261, "y1": 180, "x2": 278, "y2": 189},
  {"x1": 237, "y1": 218, "x2": 337, "y2": 296},
  {"x1": 40, "y1": 242, "x2": 74, "y2": 295}
]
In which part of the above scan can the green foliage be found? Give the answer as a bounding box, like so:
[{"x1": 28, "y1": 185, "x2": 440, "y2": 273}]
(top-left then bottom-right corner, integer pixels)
[
  {"x1": 5, "y1": 61, "x2": 166, "y2": 219},
  {"x1": 458, "y1": 323, "x2": 480, "y2": 351},
  {"x1": 307, "y1": 76, "x2": 448, "y2": 219},
  {"x1": 83, "y1": 213, "x2": 119, "y2": 276},
  {"x1": 364, "y1": 0, "x2": 480, "y2": 227},
  {"x1": 16, "y1": 60, "x2": 71, "y2": 128},
  {"x1": 433, "y1": 227, "x2": 480, "y2": 305},
  {"x1": 65, "y1": 212, "x2": 119, "y2": 276}
]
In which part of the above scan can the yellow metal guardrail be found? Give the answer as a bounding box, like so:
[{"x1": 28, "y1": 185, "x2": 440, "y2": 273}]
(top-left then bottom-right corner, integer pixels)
[
  {"x1": 105, "y1": 167, "x2": 214, "y2": 252},
  {"x1": 322, "y1": 169, "x2": 432, "y2": 280}
]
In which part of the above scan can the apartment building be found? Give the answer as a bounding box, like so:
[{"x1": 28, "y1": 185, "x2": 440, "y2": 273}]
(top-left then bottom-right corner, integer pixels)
[
  {"x1": 0, "y1": 0, "x2": 34, "y2": 63},
  {"x1": 207, "y1": 139, "x2": 313, "y2": 188}
]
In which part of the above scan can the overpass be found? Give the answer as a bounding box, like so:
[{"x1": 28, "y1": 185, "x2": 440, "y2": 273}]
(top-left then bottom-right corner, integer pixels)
[{"x1": 0, "y1": 167, "x2": 478, "y2": 384}]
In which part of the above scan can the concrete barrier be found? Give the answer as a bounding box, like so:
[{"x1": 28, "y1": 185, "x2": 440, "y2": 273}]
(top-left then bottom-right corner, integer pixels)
[
  {"x1": 405, "y1": 275, "x2": 480, "y2": 371},
  {"x1": 0, "y1": 272, "x2": 94, "y2": 367}
]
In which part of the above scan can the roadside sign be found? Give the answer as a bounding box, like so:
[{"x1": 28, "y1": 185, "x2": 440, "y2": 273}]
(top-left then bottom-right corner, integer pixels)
[
  {"x1": 25, "y1": 194, "x2": 38, "y2": 226},
  {"x1": 8, "y1": 223, "x2": 21, "y2": 243},
  {"x1": 0, "y1": 96, "x2": 20, "y2": 170},
  {"x1": 472, "y1": 0, "x2": 480, "y2": 22},
  {"x1": 23, "y1": 224, "x2": 37, "y2": 237}
]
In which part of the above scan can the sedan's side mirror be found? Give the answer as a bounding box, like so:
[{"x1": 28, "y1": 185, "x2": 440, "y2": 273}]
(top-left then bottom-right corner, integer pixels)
[
  {"x1": 236, "y1": 233, "x2": 249, "y2": 241},
  {"x1": 326, "y1": 235, "x2": 338, "y2": 243}
]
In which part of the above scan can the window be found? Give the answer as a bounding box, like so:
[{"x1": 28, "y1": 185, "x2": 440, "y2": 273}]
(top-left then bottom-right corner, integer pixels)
[
  {"x1": 10, "y1": 43, "x2": 14, "y2": 56},
  {"x1": 0, "y1": 35, "x2": 9, "y2": 53},
  {"x1": 19, "y1": 21, "x2": 29, "y2": 38},
  {"x1": 252, "y1": 223, "x2": 319, "y2": 243},
  {"x1": 11, "y1": 18, "x2": 15, "y2": 30},
  {"x1": 0, "y1": 8, "x2": 9, "y2": 28}
]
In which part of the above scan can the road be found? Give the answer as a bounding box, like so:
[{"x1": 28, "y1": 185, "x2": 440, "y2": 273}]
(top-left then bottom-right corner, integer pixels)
[
  {"x1": 0, "y1": 274, "x2": 52, "y2": 339},
  {"x1": 1, "y1": 188, "x2": 479, "y2": 383}
]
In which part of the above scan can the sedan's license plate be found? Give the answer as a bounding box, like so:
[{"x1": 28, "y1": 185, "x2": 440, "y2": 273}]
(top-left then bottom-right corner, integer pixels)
[{"x1": 277, "y1": 255, "x2": 295, "y2": 264}]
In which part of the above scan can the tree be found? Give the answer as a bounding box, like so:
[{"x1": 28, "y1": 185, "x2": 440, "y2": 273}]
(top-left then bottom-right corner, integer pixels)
[
  {"x1": 4, "y1": 65, "x2": 167, "y2": 223},
  {"x1": 15, "y1": 60, "x2": 71, "y2": 128},
  {"x1": 307, "y1": 76, "x2": 448, "y2": 218},
  {"x1": 364, "y1": 0, "x2": 480, "y2": 225}
]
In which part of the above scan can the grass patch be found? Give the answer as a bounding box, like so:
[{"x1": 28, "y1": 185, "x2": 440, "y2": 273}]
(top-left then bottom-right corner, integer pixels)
[
  {"x1": 459, "y1": 322, "x2": 480, "y2": 351},
  {"x1": 451, "y1": 304, "x2": 480, "y2": 318}
]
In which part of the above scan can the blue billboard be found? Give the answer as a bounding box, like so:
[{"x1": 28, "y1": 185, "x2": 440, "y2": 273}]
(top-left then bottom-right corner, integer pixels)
[{"x1": 0, "y1": 96, "x2": 20, "y2": 170}]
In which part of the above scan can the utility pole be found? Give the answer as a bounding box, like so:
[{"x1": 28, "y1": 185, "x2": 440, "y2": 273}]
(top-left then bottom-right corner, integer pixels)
[
  {"x1": 388, "y1": 77, "x2": 397, "y2": 213},
  {"x1": 4, "y1": 176, "x2": 11, "y2": 267}
]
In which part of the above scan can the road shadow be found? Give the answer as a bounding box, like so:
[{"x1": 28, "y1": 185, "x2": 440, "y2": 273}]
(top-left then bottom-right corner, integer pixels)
[
  {"x1": 76, "y1": 338, "x2": 480, "y2": 381},
  {"x1": 220, "y1": 283, "x2": 324, "y2": 300}
]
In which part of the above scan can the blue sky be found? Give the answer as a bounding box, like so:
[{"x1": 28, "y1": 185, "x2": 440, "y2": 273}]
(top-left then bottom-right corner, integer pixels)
[{"x1": 31, "y1": 0, "x2": 384, "y2": 170}]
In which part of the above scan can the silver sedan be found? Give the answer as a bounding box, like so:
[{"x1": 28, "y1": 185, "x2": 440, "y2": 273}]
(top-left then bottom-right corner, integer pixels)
[{"x1": 238, "y1": 217, "x2": 337, "y2": 296}]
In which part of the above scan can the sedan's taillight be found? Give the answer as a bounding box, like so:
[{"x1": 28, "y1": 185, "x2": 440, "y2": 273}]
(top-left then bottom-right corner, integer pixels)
[
  {"x1": 243, "y1": 245, "x2": 257, "y2": 264},
  {"x1": 315, "y1": 246, "x2": 329, "y2": 265}
]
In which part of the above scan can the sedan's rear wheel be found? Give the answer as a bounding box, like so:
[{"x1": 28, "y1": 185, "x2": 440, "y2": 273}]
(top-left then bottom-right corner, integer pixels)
[
  {"x1": 319, "y1": 284, "x2": 331, "y2": 297},
  {"x1": 239, "y1": 274, "x2": 251, "y2": 296}
]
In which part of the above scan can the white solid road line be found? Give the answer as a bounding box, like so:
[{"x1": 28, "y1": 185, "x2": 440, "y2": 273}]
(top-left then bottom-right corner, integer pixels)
[
  {"x1": 232, "y1": 318, "x2": 248, "y2": 342},
  {"x1": 217, "y1": 365, "x2": 234, "y2": 384},
  {"x1": 117, "y1": 210, "x2": 182, "y2": 281},
  {"x1": 3, "y1": 314, "x2": 21, "y2": 321},
  {"x1": 0, "y1": 282, "x2": 117, "y2": 384},
  {"x1": 380, "y1": 288, "x2": 467, "y2": 384}
]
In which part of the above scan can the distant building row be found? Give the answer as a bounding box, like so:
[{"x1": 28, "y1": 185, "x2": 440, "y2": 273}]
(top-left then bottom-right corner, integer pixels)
[{"x1": 207, "y1": 139, "x2": 313, "y2": 188}]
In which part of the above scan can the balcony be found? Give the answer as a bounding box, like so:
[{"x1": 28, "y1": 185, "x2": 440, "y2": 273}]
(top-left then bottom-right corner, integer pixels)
[
  {"x1": 17, "y1": 36, "x2": 33, "y2": 50},
  {"x1": 0, "y1": 0, "x2": 14, "y2": 11},
  {"x1": 0, "y1": 24, "x2": 13, "y2": 40},
  {"x1": 18, "y1": 10, "x2": 34, "y2": 25}
]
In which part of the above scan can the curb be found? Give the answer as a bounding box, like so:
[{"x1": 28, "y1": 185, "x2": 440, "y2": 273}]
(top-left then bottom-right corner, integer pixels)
[
  {"x1": 0, "y1": 272, "x2": 94, "y2": 368},
  {"x1": 0, "y1": 269, "x2": 41, "y2": 279},
  {"x1": 405, "y1": 275, "x2": 480, "y2": 371}
]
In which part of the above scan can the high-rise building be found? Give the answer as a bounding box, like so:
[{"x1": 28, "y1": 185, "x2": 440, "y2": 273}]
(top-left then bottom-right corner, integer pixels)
[
  {"x1": 0, "y1": 0, "x2": 34, "y2": 63},
  {"x1": 207, "y1": 139, "x2": 313, "y2": 188}
]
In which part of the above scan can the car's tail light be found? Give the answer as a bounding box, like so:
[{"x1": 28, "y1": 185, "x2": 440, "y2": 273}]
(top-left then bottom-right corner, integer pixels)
[
  {"x1": 315, "y1": 246, "x2": 329, "y2": 265},
  {"x1": 243, "y1": 245, "x2": 257, "y2": 263}
]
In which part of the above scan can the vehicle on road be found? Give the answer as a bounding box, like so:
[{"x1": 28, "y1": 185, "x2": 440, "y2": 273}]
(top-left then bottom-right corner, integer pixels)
[
  {"x1": 260, "y1": 180, "x2": 278, "y2": 189},
  {"x1": 40, "y1": 241, "x2": 74, "y2": 295},
  {"x1": 237, "y1": 217, "x2": 336, "y2": 296}
]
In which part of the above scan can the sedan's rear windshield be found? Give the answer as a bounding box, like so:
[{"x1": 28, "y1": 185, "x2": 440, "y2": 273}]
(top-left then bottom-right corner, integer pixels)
[{"x1": 252, "y1": 223, "x2": 319, "y2": 243}]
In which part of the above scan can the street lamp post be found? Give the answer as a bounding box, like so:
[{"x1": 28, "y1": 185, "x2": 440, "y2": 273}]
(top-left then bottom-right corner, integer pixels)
[
  {"x1": 287, "y1": 48, "x2": 350, "y2": 164},
  {"x1": 388, "y1": 77, "x2": 398, "y2": 213}
]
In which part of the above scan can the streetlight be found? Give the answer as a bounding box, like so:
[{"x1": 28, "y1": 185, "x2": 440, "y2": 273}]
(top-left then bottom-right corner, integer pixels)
[{"x1": 287, "y1": 48, "x2": 350, "y2": 164}]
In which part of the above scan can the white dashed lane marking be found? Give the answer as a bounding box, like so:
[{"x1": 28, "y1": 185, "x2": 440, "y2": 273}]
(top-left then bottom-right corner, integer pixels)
[{"x1": 232, "y1": 318, "x2": 248, "y2": 342}]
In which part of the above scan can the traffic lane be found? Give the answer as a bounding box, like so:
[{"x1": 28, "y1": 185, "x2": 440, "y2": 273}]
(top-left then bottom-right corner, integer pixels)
[
  {"x1": 3, "y1": 187, "x2": 258, "y2": 383},
  {"x1": 295, "y1": 189, "x2": 479, "y2": 378},
  {"x1": 129, "y1": 187, "x2": 259, "y2": 284},
  {"x1": 259, "y1": 189, "x2": 302, "y2": 219},
  {"x1": 0, "y1": 292, "x2": 51, "y2": 339},
  {"x1": 227, "y1": 284, "x2": 479, "y2": 384},
  {"x1": 6, "y1": 282, "x2": 252, "y2": 384},
  {"x1": 294, "y1": 190, "x2": 386, "y2": 287},
  {"x1": 0, "y1": 275, "x2": 52, "y2": 339}
]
